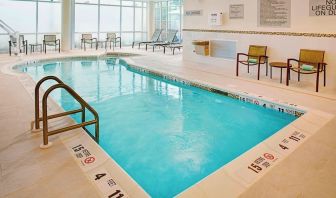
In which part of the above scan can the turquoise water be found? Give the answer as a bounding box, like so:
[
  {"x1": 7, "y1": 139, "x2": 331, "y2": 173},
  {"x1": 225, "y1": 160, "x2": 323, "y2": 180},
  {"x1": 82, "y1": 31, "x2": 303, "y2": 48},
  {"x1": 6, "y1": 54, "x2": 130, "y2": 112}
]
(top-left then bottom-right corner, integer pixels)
[{"x1": 20, "y1": 58, "x2": 297, "y2": 198}]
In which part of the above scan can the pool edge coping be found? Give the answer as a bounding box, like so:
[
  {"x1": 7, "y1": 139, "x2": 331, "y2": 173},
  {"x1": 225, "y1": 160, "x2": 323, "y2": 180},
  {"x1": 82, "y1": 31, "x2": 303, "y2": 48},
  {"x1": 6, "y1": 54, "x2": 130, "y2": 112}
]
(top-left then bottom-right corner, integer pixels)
[{"x1": 6, "y1": 53, "x2": 335, "y2": 198}]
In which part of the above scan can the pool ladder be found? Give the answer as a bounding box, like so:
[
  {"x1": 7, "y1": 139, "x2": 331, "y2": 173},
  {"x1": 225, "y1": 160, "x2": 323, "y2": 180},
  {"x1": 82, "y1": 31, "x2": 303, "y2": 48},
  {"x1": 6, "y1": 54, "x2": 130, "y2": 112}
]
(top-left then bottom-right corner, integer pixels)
[{"x1": 32, "y1": 76, "x2": 99, "y2": 149}]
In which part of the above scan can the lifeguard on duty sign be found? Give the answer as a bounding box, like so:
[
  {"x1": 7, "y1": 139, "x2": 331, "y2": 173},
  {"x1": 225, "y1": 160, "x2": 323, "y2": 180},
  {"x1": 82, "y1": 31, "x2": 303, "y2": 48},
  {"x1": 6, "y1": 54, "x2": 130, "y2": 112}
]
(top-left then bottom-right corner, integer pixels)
[{"x1": 310, "y1": 0, "x2": 336, "y2": 16}]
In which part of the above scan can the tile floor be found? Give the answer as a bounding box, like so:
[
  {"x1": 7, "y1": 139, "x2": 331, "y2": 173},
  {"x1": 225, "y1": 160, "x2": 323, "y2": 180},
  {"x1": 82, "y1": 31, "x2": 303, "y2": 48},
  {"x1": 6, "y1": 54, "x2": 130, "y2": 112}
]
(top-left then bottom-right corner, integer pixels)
[{"x1": 0, "y1": 47, "x2": 335, "y2": 198}]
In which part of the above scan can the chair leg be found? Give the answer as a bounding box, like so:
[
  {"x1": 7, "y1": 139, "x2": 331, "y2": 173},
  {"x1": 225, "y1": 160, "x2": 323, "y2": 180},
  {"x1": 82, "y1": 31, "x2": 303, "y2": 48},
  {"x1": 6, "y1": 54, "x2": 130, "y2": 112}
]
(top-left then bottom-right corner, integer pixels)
[
  {"x1": 9, "y1": 45, "x2": 11, "y2": 56},
  {"x1": 298, "y1": 70, "x2": 300, "y2": 82},
  {"x1": 153, "y1": 46, "x2": 155, "y2": 52},
  {"x1": 316, "y1": 71, "x2": 320, "y2": 92},
  {"x1": 163, "y1": 46, "x2": 166, "y2": 54},
  {"x1": 173, "y1": 48, "x2": 175, "y2": 55},
  {"x1": 132, "y1": 42, "x2": 134, "y2": 48},
  {"x1": 266, "y1": 61, "x2": 268, "y2": 76},
  {"x1": 236, "y1": 55, "x2": 239, "y2": 77},
  {"x1": 247, "y1": 63, "x2": 250, "y2": 73},
  {"x1": 257, "y1": 63, "x2": 261, "y2": 80},
  {"x1": 324, "y1": 66, "x2": 326, "y2": 86},
  {"x1": 138, "y1": 43, "x2": 141, "y2": 49}
]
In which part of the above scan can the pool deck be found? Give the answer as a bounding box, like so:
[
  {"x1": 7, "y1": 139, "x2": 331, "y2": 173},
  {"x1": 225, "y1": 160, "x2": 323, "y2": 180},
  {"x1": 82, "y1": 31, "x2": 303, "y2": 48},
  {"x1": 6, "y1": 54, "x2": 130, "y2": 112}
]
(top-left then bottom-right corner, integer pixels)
[{"x1": 1, "y1": 48, "x2": 336, "y2": 198}]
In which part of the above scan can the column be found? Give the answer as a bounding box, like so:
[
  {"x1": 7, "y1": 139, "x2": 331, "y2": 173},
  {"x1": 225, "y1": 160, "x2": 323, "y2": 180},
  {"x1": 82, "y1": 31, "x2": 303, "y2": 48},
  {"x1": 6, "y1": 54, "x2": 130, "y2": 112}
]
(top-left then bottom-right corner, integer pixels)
[{"x1": 61, "y1": 0, "x2": 74, "y2": 51}]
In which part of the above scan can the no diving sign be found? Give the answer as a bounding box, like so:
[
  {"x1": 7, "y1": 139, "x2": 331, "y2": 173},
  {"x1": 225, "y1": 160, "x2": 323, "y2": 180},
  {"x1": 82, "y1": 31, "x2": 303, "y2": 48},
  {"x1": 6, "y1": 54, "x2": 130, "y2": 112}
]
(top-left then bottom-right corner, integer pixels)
[{"x1": 310, "y1": 0, "x2": 336, "y2": 16}]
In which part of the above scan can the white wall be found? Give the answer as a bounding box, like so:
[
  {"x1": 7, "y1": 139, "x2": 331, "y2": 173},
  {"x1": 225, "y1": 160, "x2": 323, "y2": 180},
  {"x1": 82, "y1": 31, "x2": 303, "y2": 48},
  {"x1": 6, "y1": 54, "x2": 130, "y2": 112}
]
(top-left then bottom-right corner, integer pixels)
[{"x1": 183, "y1": 0, "x2": 336, "y2": 91}]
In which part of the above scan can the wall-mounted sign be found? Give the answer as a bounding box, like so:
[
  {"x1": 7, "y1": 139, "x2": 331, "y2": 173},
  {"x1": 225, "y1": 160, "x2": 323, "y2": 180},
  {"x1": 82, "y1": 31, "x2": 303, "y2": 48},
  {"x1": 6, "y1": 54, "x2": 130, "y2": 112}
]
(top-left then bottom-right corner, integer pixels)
[
  {"x1": 258, "y1": 0, "x2": 291, "y2": 28},
  {"x1": 230, "y1": 4, "x2": 244, "y2": 19},
  {"x1": 185, "y1": 10, "x2": 203, "y2": 16},
  {"x1": 208, "y1": 12, "x2": 223, "y2": 26},
  {"x1": 309, "y1": 0, "x2": 336, "y2": 16}
]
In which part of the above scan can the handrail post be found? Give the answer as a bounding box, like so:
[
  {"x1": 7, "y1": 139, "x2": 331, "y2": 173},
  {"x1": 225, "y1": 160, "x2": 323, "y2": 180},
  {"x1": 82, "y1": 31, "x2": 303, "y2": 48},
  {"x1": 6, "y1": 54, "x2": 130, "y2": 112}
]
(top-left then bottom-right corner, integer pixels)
[
  {"x1": 38, "y1": 82, "x2": 100, "y2": 149},
  {"x1": 95, "y1": 118, "x2": 99, "y2": 143},
  {"x1": 81, "y1": 105, "x2": 86, "y2": 124},
  {"x1": 33, "y1": 76, "x2": 64, "y2": 133},
  {"x1": 40, "y1": 92, "x2": 52, "y2": 148}
]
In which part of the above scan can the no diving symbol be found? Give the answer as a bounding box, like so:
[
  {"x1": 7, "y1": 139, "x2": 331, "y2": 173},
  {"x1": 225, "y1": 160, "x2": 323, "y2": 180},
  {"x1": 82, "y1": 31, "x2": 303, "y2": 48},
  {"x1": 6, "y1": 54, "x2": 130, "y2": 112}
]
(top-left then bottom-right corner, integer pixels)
[
  {"x1": 84, "y1": 156, "x2": 95, "y2": 164},
  {"x1": 263, "y1": 153, "x2": 275, "y2": 160}
]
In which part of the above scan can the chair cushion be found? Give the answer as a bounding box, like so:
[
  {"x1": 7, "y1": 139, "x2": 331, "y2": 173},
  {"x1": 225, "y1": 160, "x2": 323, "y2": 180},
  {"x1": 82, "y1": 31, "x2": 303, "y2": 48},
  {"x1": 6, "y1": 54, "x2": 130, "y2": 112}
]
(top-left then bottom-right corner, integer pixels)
[{"x1": 302, "y1": 64, "x2": 314, "y2": 71}]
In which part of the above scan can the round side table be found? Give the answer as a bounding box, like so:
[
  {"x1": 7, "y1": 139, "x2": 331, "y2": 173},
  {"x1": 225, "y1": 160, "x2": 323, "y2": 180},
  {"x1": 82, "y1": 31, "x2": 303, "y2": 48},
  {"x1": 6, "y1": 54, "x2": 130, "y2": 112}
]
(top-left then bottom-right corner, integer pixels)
[{"x1": 270, "y1": 62, "x2": 292, "y2": 83}]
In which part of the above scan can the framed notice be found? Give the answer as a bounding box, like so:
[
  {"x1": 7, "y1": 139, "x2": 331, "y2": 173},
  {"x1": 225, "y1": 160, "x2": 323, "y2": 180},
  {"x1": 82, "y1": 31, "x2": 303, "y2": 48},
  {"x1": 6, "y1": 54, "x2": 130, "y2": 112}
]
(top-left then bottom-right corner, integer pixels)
[
  {"x1": 258, "y1": 0, "x2": 291, "y2": 28},
  {"x1": 309, "y1": 0, "x2": 336, "y2": 16},
  {"x1": 230, "y1": 4, "x2": 244, "y2": 19}
]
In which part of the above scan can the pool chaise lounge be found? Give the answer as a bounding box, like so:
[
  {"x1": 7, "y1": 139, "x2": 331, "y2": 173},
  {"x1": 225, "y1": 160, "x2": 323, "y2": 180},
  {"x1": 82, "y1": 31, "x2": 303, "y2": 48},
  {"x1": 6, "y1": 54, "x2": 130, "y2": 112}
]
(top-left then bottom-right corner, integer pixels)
[
  {"x1": 132, "y1": 29, "x2": 163, "y2": 49},
  {"x1": 147, "y1": 30, "x2": 178, "y2": 52}
]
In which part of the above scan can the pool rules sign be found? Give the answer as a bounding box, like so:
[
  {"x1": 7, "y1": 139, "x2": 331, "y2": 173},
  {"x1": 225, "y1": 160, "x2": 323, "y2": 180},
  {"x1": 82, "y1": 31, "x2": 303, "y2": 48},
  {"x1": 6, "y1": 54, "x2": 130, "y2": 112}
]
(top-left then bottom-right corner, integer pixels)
[{"x1": 310, "y1": 0, "x2": 336, "y2": 16}]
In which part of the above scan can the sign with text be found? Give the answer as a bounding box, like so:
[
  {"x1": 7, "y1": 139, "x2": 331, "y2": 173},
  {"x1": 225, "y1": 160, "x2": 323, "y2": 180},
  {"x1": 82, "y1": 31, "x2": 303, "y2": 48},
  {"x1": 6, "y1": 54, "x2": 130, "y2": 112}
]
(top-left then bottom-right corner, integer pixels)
[
  {"x1": 185, "y1": 10, "x2": 202, "y2": 16},
  {"x1": 310, "y1": 0, "x2": 336, "y2": 16},
  {"x1": 258, "y1": 0, "x2": 291, "y2": 27},
  {"x1": 230, "y1": 4, "x2": 244, "y2": 19}
]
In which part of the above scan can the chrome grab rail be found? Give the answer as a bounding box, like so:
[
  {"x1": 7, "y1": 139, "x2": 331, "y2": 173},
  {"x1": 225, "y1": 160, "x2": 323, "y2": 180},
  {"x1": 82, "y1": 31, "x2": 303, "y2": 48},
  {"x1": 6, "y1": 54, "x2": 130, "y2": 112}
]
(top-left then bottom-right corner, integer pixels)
[{"x1": 34, "y1": 76, "x2": 99, "y2": 148}]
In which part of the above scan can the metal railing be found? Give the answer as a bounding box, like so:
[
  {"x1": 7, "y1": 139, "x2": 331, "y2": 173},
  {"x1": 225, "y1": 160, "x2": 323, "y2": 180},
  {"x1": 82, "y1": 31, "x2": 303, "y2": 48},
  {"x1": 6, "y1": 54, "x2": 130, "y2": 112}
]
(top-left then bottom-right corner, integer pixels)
[{"x1": 34, "y1": 76, "x2": 99, "y2": 148}]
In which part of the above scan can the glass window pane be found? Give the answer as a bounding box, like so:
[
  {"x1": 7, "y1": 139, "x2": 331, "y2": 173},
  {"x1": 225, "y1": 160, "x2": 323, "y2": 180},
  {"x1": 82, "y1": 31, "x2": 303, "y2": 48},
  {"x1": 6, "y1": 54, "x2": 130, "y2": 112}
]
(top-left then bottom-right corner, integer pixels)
[
  {"x1": 75, "y1": 0, "x2": 98, "y2": 4},
  {"x1": 143, "y1": 8, "x2": 147, "y2": 31},
  {"x1": 38, "y1": 2, "x2": 61, "y2": 33},
  {"x1": 100, "y1": 0, "x2": 120, "y2": 5},
  {"x1": 100, "y1": 6, "x2": 120, "y2": 32},
  {"x1": 75, "y1": 4, "x2": 98, "y2": 32},
  {"x1": 0, "y1": 0, "x2": 36, "y2": 33},
  {"x1": 135, "y1": 8, "x2": 142, "y2": 31},
  {"x1": 121, "y1": 7, "x2": 134, "y2": 31},
  {"x1": 121, "y1": 33, "x2": 133, "y2": 45},
  {"x1": 134, "y1": 2, "x2": 142, "y2": 7},
  {"x1": 134, "y1": 33, "x2": 142, "y2": 42},
  {"x1": 122, "y1": 1, "x2": 133, "y2": 6}
]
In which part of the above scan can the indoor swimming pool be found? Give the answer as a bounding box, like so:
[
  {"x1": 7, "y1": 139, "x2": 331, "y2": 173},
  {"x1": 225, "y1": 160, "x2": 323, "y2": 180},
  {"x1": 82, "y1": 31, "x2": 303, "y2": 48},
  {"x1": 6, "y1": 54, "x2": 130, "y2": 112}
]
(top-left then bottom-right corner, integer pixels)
[{"x1": 17, "y1": 57, "x2": 298, "y2": 198}]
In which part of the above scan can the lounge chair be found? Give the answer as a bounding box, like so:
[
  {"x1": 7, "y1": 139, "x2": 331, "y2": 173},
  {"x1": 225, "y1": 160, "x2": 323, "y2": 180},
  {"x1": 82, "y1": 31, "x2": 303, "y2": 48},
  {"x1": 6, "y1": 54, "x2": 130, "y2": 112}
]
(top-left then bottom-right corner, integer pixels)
[
  {"x1": 106, "y1": 32, "x2": 121, "y2": 49},
  {"x1": 147, "y1": 30, "x2": 178, "y2": 52},
  {"x1": 236, "y1": 45, "x2": 269, "y2": 80},
  {"x1": 43, "y1": 35, "x2": 60, "y2": 53},
  {"x1": 9, "y1": 35, "x2": 27, "y2": 56},
  {"x1": 162, "y1": 43, "x2": 183, "y2": 55},
  {"x1": 132, "y1": 29, "x2": 162, "y2": 49},
  {"x1": 286, "y1": 49, "x2": 327, "y2": 92},
  {"x1": 81, "y1": 33, "x2": 97, "y2": 51}
]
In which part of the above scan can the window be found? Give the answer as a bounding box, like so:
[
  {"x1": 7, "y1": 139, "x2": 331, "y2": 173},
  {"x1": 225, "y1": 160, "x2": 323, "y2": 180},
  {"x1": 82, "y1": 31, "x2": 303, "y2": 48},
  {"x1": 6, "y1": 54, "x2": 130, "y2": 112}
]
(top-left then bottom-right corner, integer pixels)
[
  {"x1": 75, "y1": 0, "x2": 148, "y2": 47},
  {"x1": 100, "y1": 6, "x2": 120, "y2": 32},
  {"x1": 154, "y1": 0, "x2": 183, "y2": 42},
  {"x1": 0, "y1": 0, "x2": 61, "y2": 52}
]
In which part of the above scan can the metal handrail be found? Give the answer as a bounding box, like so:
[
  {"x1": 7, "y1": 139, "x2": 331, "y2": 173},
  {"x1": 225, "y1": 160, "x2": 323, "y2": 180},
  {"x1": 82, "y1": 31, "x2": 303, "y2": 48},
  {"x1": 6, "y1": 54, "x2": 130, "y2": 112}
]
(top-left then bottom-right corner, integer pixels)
[
  {"x1": 34, "y1": 76, "x2": 99, "y2": 148},
  {"x1": 35, "y1": 76, "x2": 64, "y2": 130}
]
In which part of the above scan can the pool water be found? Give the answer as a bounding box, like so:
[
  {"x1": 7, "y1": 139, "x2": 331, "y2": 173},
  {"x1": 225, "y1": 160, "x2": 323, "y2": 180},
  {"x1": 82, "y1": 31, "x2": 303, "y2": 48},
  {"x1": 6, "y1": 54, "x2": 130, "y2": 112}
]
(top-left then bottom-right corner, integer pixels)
[{"x1": 20, "y1": 58, "x2": 297, "y2": 198}]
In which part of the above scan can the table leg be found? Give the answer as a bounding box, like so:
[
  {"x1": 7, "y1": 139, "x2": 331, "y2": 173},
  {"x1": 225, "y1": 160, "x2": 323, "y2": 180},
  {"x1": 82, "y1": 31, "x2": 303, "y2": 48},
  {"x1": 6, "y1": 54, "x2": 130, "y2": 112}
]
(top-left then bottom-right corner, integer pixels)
[{"x1": 280, "y1": 68, "x2": 283, "y2": 83}]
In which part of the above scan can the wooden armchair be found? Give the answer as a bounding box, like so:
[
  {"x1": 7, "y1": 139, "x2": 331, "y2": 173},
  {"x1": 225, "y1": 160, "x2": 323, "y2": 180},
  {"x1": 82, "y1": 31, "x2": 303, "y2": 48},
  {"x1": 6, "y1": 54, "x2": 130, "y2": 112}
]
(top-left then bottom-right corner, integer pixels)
[
  {"x1": 236, "y1": 45, "x2": 269, "y2": 80},
  {"x1": 43, "y1": 35, "x2": 60, "y2": 53},
  {"x1": 286, "y1": 49, "x2": 327, "y2": 92}
]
